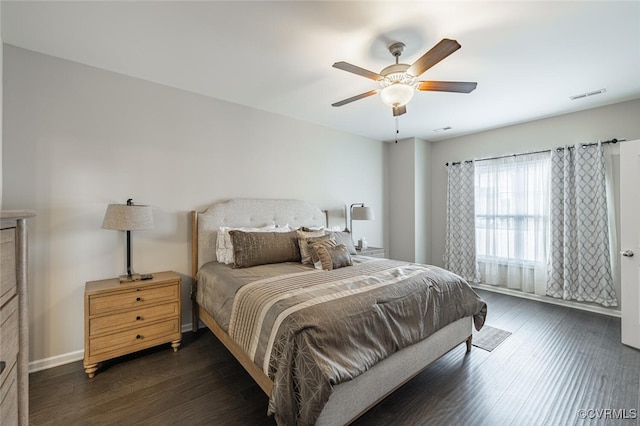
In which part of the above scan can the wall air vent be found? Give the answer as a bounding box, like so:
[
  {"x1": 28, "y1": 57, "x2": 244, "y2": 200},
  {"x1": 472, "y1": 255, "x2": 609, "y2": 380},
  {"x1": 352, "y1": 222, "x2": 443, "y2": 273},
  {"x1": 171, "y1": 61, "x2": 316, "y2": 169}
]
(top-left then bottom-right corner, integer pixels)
[
  {"x1": 433, "y1": 126, "x2": 452, "y2": 133},
  {"x1": 570, "y1": 88, "x2": 606, "y2": 101}
]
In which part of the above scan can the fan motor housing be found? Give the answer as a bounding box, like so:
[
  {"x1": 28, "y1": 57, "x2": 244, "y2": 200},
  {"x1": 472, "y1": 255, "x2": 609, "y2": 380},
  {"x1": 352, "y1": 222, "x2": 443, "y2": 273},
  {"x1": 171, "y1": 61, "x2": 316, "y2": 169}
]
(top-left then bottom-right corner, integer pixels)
[{"x1": 380, "y1": 63, "x2": 415, "y2": 87}]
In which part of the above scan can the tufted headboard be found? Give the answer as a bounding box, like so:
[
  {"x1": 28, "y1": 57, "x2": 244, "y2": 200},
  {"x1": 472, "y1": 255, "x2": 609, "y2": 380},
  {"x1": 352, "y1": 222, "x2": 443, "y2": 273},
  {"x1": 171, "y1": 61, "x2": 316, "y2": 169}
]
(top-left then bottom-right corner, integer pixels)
[{"x1": 191, "y1": 198, "x2": 327, "y2": 276}]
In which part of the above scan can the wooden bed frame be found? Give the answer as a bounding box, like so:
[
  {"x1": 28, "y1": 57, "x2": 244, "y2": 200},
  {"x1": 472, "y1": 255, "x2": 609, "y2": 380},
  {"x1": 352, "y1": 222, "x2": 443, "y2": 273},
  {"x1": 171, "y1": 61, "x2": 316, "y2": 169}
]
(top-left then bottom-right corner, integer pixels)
[{"x1": 191, "y1": 199, "x2": 473, "y2": 425}]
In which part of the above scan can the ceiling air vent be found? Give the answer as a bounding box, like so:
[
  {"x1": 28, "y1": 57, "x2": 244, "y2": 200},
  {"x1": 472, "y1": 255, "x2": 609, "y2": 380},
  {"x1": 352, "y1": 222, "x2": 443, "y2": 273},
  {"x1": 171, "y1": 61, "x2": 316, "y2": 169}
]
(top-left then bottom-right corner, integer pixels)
[
  {"x1": 570, "y1": 88, "x2": 606, "y2": 101},
  {"x1": 434, "y1": 126, "x2": 452, "y2": 133}
]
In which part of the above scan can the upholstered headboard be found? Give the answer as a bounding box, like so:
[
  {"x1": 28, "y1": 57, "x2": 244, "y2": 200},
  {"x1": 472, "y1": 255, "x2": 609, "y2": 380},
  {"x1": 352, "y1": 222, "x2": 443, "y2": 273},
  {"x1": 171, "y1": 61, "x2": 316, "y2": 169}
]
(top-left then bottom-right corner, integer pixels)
[{"x1": 191, "y1": 198, "x2": 327, "y2": 276}]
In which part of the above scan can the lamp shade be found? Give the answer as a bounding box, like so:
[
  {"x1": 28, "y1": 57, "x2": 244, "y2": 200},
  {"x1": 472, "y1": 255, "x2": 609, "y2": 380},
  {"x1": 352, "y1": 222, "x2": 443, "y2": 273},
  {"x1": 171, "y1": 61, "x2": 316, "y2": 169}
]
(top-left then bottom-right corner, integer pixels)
[
  {"x1": 351, "y1": 206, "x2": 375, "y2": 221},
  {"x1": 102, "y1": 204, "x2": 154, "y2": 231}
]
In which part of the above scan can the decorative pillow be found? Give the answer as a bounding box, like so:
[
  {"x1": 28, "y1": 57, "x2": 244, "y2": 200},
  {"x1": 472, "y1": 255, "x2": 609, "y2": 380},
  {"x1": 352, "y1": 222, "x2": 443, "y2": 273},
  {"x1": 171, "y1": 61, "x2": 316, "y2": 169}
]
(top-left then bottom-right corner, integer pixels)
[
  {"x1": 296, "y1": 229, "x2": 326, "y2": 264},
  {"x1": 330, "y1": 231, "x2": 357, "y2": 255},
  {"x1": 230, "y1": 230, "x2": 301, "y2": 268},
  {"x1": 315, "y1": 244, "x2": 353, "y2": 271},
  {"x1": 216, "y1": 224, "x2": 291, "y2": 264},
  {"x1": 307, "y1": 235, "x2": 337, "y2": 268}
]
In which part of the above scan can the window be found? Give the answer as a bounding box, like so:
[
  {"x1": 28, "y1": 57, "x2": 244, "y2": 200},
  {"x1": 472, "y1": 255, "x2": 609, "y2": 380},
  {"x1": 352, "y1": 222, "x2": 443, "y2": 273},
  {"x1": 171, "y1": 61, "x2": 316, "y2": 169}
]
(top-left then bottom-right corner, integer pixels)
[{"x1": 474, "y1": 152, "x2": 550, "y2": 269}]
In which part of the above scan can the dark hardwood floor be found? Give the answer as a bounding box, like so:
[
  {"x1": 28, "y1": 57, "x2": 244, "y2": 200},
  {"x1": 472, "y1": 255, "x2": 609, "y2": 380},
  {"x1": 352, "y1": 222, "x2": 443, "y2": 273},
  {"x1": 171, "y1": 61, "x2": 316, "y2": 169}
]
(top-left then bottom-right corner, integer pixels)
[{"x1": 30, "y1": 290, "x2": 640, "y2": 425}]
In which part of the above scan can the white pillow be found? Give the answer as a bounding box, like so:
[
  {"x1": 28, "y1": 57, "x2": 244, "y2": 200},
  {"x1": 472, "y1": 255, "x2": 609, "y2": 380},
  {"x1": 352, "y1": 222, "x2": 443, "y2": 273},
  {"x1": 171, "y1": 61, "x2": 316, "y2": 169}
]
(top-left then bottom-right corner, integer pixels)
[{"x1": 216, "y1": 223, "x2": 292, "y2": 264}]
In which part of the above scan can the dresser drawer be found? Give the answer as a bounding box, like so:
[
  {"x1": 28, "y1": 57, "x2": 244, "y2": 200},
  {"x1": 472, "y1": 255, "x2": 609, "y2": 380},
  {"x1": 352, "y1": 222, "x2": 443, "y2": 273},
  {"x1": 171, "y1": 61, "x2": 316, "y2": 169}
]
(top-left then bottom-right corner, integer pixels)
[
  {"x1": 89, "y1": 283, "x2": 179, "y2": 316},
  {"x1": 0, "y1": 229, "x2": 16, "y2": 307},
  {"x1": 0, "y1": 362, "x2": 18, "y2": 426},
  {"x1": 89, "y1": 301, "x2": 180, "y2": 336},
  {"x1": 89, "y1": 318, "x2": 180, "y2": 359},
  {"x1": 0, "y1": 296, "x2": 19, "y2": 388}
]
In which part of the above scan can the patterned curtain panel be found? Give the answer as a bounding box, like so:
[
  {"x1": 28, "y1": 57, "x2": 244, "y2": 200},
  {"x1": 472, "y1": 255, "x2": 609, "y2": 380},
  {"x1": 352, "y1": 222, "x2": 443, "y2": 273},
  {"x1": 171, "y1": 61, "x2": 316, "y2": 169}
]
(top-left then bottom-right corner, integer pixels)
[
  {"x1": 444, "y1": 161, "x2": 480, "y2": 283},
  {"x1": 546, "y1": 143, "x2": 618, "y2": 307}
]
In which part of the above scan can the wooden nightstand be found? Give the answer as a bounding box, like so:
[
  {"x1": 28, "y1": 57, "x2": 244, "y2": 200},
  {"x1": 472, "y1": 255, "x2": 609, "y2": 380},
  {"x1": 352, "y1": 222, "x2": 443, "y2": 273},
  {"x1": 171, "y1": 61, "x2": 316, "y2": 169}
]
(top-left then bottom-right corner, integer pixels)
[
  {"x1": 355, "y1": 246, "x2": 385, "y2": 258},
  {"x1": 83, "y1": 271, "x2": 181, "y2": 378}
]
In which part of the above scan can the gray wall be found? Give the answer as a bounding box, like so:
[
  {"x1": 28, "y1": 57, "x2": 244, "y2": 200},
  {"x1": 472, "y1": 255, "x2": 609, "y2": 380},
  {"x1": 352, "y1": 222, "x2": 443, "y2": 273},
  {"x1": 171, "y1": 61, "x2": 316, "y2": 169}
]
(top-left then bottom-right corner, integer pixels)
[
  {"x1": 386, "y1": 137, "x2": 431, "y2": 263},
  {"x1": 2, "y1": 45, "x2": 386, "y2": 369}
]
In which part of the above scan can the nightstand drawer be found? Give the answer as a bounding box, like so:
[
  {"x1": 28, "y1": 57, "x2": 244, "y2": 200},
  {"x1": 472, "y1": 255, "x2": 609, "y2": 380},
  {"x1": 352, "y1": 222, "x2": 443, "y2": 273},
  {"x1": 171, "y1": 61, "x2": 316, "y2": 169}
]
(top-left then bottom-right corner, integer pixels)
[
  {"x1": 89, "y1": 283, "x2": 179, "y2": 316},
  {"x1": 0, "y1": 297, "x2": 19, "y2": 387},
  {"x1": 89, "y1": 317, "x2": 181, "y2": 359},
  {"x1": 89, "y1": 301, "x2": 180, "y2": 336},
  {"x1": 0, "y1": 362, "x2": 17, "y2": 426},
  {"x1": 0, "y1": 229, "x2": 16, "y2": 307}
]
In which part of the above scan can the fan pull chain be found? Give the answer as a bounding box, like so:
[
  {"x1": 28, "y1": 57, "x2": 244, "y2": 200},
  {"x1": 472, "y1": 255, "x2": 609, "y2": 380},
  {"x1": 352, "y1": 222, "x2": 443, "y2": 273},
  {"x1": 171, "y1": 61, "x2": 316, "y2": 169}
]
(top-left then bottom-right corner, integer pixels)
[{"x1": 395, "y1": 118, "x2": 399, "y2": 143}]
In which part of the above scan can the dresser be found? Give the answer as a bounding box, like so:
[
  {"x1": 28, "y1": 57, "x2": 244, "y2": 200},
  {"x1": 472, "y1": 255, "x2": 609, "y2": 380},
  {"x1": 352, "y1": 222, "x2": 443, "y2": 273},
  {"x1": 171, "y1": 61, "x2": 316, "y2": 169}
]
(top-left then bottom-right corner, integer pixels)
[
  {"x1": 83, "y1": 271, "x2": 182, "y2": 378},
  {"x1": 1, "y1": 210, "x2": 35, "y2": 426}
]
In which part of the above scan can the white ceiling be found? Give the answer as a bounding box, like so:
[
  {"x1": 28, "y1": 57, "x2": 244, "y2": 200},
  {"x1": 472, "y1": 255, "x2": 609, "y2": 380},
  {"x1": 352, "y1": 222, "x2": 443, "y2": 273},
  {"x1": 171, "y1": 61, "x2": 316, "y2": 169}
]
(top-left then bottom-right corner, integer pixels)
[{"x1": 2, "y1": 1, "x2": 639, "y2": 142}]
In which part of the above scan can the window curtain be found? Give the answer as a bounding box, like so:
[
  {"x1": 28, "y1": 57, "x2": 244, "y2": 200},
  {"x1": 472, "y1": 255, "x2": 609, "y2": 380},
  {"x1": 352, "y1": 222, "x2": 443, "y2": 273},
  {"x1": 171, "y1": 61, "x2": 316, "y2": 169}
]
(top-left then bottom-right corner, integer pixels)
[
  {"x1": 474, "y1": 152, "x2": 550, "y2": 295},
  {"x1": 444, "y1": 161, "x2": 480, "y2": 283},
  {"x1": 546, "y1": 142, "x2": 618, "y2": 307}
]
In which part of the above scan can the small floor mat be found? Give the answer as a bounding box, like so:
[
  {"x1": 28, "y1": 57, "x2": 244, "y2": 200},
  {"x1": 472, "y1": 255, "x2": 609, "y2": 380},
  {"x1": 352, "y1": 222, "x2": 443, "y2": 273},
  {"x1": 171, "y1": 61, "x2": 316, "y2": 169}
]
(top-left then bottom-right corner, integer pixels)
[{"x1": 472, "y1": 325, "x2": 512, "y2": 351}]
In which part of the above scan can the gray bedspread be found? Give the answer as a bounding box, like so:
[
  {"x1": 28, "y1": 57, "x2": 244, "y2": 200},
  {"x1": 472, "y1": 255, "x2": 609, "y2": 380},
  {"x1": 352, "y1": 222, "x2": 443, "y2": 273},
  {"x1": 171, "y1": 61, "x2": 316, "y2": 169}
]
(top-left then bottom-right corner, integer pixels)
[{"x1": 196, "y1": 258, "x2": 487, "y2": 425}]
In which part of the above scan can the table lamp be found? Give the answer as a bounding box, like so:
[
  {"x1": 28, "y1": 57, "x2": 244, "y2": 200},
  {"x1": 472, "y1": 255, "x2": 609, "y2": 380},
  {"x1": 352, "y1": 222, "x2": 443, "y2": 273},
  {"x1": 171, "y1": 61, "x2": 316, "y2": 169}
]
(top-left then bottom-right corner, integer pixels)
[
  {"x1": 349, "y1": 203, "x2": 375, "y2": 248},
  {"x1": 102, "y1": 198, "x2": 154, "y2": 282}
]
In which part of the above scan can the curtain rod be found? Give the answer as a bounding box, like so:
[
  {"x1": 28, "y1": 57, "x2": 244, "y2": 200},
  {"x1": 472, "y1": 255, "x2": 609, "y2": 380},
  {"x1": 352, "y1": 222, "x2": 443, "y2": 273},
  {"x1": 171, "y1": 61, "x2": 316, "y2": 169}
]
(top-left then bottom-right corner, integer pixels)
[{"x1": 445, "y1": 138, "x2": 626, "y2": 166}]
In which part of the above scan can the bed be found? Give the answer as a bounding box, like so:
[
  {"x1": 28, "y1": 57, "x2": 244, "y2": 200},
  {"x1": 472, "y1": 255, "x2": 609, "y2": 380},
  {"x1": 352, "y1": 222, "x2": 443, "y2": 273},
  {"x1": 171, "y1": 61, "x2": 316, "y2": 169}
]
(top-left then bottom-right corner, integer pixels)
[{"x1": 190, "y1": 198, "x2": 486, "y2": 425}]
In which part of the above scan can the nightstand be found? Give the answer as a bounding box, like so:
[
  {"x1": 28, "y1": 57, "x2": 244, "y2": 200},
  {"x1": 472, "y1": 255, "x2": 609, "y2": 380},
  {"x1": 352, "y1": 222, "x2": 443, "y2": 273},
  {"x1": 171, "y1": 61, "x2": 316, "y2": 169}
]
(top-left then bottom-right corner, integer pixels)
[
  {"x1": 83, "y1": 271, "x2": 181, "y2": 378},
  {"x1": 355, "y1": 246, "x2": 385, "y2": 258}
]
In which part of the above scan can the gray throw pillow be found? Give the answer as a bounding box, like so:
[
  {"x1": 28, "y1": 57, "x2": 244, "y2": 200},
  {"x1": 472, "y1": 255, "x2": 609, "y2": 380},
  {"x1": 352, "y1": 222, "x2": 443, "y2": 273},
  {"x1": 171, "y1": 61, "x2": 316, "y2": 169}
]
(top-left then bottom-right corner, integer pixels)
[
  {"x1": 230, "y1": 230, "x2": 301, "y2": 268},
  {"x1": 315, "y1": 243, "x2": 353, "y2": 271},
  {"x1": 330, "y1": 231, "x2": 357, "y2": 255}
]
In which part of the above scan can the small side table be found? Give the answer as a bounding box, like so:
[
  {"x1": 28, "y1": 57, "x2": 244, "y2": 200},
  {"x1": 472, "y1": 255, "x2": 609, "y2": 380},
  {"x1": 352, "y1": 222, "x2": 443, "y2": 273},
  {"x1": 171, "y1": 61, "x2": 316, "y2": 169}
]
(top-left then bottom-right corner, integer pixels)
[
  {"x1": 83, "y1": 271, "x2": 181, "y2": 378},
  {"x1": 355, "y1": 246, "x2": 385, "y2": 258}
]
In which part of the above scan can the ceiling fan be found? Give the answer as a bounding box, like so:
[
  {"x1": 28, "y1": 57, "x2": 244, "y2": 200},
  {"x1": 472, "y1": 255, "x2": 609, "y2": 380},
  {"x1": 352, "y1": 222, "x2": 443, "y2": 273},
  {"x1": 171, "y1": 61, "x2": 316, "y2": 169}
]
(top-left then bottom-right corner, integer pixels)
[{"x1": 332, "y1": 38, "x2": 477, "y2": 117}]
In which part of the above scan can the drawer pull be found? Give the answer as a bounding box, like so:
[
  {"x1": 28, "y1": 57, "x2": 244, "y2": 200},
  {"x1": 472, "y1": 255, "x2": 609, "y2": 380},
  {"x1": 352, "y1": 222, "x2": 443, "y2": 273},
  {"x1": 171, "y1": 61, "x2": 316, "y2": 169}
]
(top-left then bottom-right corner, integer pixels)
[
  {"x1": 0, "y1": 361, "x2": 5, "y2": 375},
  {"x1": 136, "y1": 316, "x2": 142, "y2": 321},
  {"x1": 136, "y1": 297, "x2": 142, "y2": 302},
  {"x1": 136, "y1": 335, "x2": 142, "y2": 340}
]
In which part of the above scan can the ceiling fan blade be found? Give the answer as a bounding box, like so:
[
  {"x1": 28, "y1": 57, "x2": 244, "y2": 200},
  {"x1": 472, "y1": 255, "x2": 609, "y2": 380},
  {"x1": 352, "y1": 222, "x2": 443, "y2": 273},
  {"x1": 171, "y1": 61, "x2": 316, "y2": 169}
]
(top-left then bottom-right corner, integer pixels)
[
  {"x1": 416, "y1": 81, "x2": 477, "y2": 93},
  {"x1": 406, "y1": 39, "x2": 461, "y2": 77},
  {"x1": 333, "y1": 61, "x2": 384, "y2": 81},
  {"x1": 392, "y1": 105, "x2": 407, "y2": 117},
  {"x1": 332, "y1": 89, "x2": 380, "y2": 107}
]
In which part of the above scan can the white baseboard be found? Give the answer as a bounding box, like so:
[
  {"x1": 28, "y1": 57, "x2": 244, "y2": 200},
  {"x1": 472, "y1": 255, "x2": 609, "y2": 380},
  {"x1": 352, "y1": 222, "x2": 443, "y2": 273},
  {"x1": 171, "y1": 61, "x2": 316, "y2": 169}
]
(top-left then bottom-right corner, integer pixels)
[
  {"x1": 29, "y1": 349, "x2": 85, "y2": 373},
  {"x1": 29, "y1": 322, "x2": 197, "y2": 374},
  {"x1": 472, "y1": 283, "x2": 621, "y2": 318}
]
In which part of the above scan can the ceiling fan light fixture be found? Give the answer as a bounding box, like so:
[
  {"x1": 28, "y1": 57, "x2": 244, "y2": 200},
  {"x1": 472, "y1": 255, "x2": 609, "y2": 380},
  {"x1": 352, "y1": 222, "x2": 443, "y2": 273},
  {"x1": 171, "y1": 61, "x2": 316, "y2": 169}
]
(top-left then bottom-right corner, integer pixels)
[
  {"x1": 380, "y1": 83, "x2": 414, "y2": 107},
  {"x1": 331, "y1": 38, "x2": 476, "y2": 116}
]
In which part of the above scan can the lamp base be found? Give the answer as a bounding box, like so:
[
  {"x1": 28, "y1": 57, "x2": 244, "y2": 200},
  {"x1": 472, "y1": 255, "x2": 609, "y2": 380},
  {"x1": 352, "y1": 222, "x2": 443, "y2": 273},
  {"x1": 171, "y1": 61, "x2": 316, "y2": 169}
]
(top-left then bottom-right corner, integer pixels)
[{"x1": 119, "y1": 273, "x2": 142, "y2": 283}]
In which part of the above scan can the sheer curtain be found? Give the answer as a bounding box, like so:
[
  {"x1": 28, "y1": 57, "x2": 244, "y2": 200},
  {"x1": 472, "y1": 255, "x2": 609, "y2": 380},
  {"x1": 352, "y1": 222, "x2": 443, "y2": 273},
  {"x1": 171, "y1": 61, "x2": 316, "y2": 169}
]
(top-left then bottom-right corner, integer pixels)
[
  {"x1": 474, "y1": 152, "x2": 550, "y2": 295},
  {"x1": 444, "y1": 161, "x2": 480, "y2": 283},
  {"x1": 546, "y1": 143, "x2": 618, "y2": 307}
]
